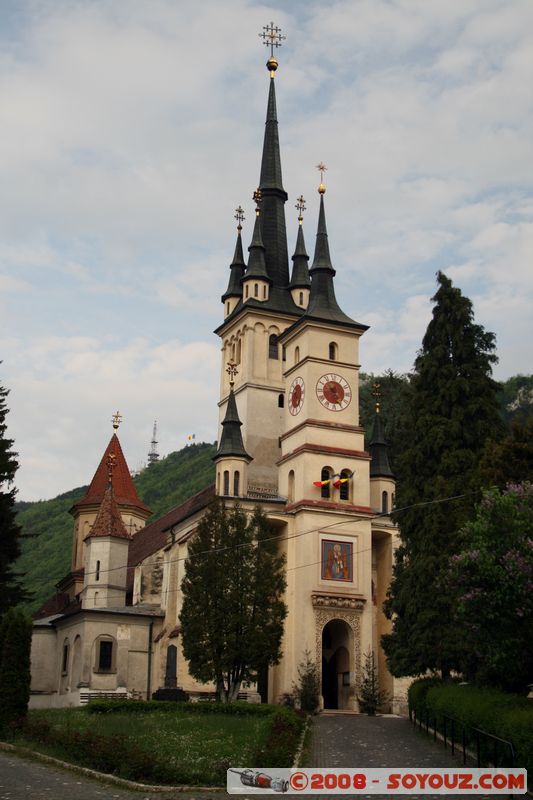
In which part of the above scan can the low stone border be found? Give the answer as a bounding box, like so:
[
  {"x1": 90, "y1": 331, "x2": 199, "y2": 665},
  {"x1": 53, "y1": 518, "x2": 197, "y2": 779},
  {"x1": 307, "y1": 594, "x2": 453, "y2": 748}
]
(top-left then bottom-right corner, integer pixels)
[
  {"x1": 0, "y1": 741, "x2": 225, "y2": 793},
  {"x1": 292, "y1": 715, "x2": 311, "y2": 768}
]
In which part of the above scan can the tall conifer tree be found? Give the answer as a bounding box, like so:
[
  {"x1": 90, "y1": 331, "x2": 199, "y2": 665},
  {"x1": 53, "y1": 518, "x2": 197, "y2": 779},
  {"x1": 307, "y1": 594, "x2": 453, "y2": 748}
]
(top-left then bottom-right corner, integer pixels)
[
  {"x1": 382, "y1": 273, "x2": 502, "y2": 677},
  {"x1": 0, "y1": 379, "x2": 29, "y2": 613}
]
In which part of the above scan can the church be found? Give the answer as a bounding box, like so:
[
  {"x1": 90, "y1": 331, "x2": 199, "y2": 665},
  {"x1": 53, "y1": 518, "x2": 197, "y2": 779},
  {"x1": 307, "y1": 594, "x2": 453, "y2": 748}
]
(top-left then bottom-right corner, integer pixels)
[{"x1": 29, "y1": 28, "x2": 408, "y2": 714}]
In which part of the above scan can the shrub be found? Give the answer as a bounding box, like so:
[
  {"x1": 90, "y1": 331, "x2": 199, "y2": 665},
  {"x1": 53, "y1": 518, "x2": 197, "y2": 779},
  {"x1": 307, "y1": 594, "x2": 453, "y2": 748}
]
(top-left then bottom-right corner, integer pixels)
[
  {"x1": 292, "y1": 650, "x2": 320, "y2": 713},
  {"x1": 0, "y1": 609, "x2": 32, "y2": 732},
  {"x1": 252, "y1": 708, "x2": 305, "y2": 768},
  {"x1": 86, "y1": 698, "x2": 276, "y2": 716},
  {"x1": 358, "y1": 650, "x2": 388, "y2": 715}
]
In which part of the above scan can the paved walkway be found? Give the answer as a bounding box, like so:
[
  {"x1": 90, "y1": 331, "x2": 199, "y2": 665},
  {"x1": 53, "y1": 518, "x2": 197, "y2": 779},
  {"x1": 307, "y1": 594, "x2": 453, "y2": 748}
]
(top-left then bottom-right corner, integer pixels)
[{"x1": 306, "y1": 713, "x2": 497, "y2": 799}]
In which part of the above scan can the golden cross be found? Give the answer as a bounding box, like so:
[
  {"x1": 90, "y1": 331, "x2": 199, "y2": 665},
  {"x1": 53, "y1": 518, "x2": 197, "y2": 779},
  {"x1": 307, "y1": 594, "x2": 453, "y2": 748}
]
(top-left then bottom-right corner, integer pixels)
[
  {"x1": 111, "y1": 410, "x2": 122, "y2": 431},
  {"x1": 316, "y1": 162, "x2": 327, "y2": 182},
  {"x1": 295, "y1": 195, "x2": 306, "y2": 223},
  {"x1": 259, "y1": 21, "x2": 286, "y2": 57},
  {"x1": 234, "y1": 205, "x2": 245, "y2": 231},
  {"x1": 253, "y1": 188, "x2": 262, "y2": 216},
  {"x1": 226, "y1": 361, "x2": 238, "y2": 387},
  {"x1": 372, "y1": 382, "x2": 381, "y2": 413},
  {"x1": 106, "y1": 452, "x2": 117, "y2": 484}
]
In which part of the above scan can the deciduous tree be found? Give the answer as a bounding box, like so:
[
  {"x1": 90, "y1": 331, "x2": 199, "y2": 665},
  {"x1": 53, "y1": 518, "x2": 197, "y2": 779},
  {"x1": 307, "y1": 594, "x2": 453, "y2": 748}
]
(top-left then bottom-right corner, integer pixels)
[{"x1": 180, "y1": 499, "x2": 286, "y2": 702}]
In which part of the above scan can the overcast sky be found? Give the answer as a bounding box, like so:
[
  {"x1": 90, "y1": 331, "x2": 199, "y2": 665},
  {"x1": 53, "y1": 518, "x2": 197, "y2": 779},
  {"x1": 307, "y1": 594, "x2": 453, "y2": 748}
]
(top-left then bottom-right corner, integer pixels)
[{"x1": 1, "y1": 0, "x2": 532, "y2": 501}]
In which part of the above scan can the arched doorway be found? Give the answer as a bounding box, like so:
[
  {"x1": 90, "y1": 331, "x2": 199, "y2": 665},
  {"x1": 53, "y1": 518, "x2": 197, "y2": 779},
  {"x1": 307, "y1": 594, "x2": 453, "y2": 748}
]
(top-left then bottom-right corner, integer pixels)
[{"x1": 321, "y1": 619, "x2": 352, "y2": 710}]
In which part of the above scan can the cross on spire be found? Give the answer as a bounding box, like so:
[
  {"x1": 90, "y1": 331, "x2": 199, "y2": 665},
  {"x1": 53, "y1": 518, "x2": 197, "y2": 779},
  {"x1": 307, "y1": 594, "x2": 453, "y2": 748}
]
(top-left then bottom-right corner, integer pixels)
[
  {"x1": 316, "y1": 162, "x2": 327, "y2": 194},
  {"x1": 234, "y1": 205, "x2": 245, "y2": 231},
  {"x1": 372, "y1": 382, "x2": 381, "y2": 413},
  {"x1": 259, "y1": 21, "x2": 286, "y2": 57},
  {"x1": 226, "y1": 361, "x2": 238, "y2": 388},
  {"x1": 295, "y1": 194, "x2": 306, "y2": 224},
  {"x1": 111, "y1": 410, "x2": 122, "y2": 431},
  {"x1": 253, "y1": 188, "x2": 262, "y2": 216}
]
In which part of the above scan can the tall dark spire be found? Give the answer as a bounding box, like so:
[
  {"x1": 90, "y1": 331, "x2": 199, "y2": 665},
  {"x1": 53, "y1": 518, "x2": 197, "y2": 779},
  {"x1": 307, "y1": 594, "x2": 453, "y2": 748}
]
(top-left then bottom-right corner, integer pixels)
[
  {"x1": 222, "y1": 218, "x2": 246, "y2": 302},
  {"x1": 214, "y1": 389, "x2": 252, "y2": 462},
  {"x1": 306, "y1": 188, "x2": 360, "y2": 327},
  {"x1": 257, "y1": 38, "x2": 290, "y2": 290},
  {"x1": 369, "y1": 409, "x2": 394, "y2": 478}
]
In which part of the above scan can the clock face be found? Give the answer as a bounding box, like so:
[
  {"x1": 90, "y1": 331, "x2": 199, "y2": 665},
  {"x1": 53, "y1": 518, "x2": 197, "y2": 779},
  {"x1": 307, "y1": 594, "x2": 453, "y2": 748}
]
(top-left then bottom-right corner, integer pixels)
[
  {"x1": 289, "y1": 376, "x2": 305, "y2": 416},
  {"x1": 316, "y1": 373, "x2": 352, "y2": 412}
]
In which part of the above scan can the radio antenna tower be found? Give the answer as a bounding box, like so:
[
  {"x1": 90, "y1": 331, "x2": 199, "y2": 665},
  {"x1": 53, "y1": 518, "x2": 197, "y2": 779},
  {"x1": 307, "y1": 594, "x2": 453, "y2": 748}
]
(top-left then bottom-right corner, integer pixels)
[{"x1": 148, "y1": 421, "x2": 160, "y2": 465}]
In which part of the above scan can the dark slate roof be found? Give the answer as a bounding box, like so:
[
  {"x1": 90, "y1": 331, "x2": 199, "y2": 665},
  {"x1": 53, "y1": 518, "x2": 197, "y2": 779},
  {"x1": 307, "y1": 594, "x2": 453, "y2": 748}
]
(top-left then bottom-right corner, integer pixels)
[
  {"x1": 369, "y1": 412, "x2": 394, "y2": 478},
  {"x1": 289, "y1": 223, "x2": 311, "y2": 289},
  {"x1": 243, "y1": 213, "x2": 270, "y2": 282},
  {"x1": 222, "y1": 230, "x2": 246, "y2": 301},
  {"x1": 214, "y1": 390, "x2": 252, "y2": 461}
]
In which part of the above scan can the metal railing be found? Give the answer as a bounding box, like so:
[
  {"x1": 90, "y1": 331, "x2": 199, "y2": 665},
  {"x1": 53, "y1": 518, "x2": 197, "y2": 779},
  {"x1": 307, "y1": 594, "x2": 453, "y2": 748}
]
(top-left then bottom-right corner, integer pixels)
[{"x1": 410, "y1": 706, "x2": 516, "y2": 769}]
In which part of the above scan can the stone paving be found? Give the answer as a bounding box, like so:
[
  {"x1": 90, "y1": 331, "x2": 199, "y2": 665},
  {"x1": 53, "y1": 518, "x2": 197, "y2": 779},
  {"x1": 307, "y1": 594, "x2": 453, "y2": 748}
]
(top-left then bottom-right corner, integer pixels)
[{"x1": 304, "y1": 713, "x2": 500, "y2": 800}]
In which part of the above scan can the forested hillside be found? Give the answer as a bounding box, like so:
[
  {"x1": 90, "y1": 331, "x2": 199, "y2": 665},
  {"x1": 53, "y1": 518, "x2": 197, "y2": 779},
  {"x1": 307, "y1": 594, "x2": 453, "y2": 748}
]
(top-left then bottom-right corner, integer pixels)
[{"x1": 15, "y1": 375, "x2": 532, "y2": 614}]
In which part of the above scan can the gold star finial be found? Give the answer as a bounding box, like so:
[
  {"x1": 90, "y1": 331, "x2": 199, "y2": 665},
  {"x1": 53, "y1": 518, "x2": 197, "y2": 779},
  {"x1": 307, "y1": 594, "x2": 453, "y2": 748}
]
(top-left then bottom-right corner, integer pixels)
[
  {"x1": 253, "y1": 188, "x2": 262, "y2": 216},
  {"x1": 295, "y1": 195, "x2": 306, "y2": 224},
  {"x1": 226, "y1": 362, "x2": 238, "y2": 388},
  {"x1": 234, "y1": 205, "x2": 245, "y2": 231},
  {"x1": 111, "y1": 410, "x2": 122, "y2": 431},
  {"x1": 372, "y1": 382, "x2": 381, "y2": 413},
  {"x1": 106, "y1": 452, "x2": 117, "y2": 484},
  {"x1": 316, "y1": 162, "x2": 327, "y2": 194},
  {"x1": 259, "y1": 21, "x2": 285, "y2": 76}
]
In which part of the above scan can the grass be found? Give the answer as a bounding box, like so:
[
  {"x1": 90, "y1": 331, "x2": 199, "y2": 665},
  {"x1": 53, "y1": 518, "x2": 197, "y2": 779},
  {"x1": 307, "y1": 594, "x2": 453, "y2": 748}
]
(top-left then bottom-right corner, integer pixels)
[{"x1": 12, "y1": 705, "x2": 300, "y2": 786}]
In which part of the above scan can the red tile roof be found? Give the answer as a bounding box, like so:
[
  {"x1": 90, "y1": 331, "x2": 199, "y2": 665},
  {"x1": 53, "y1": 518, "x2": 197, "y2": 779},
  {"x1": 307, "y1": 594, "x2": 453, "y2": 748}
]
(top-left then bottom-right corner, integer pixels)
[
  {"x1": 73, "y1": 434, "x2": 151, "y2": 515},
  {"x1": 85, "y1": 485, "x2": 132, "y2": 541},
  {"x1": 126, "y1": 484, "x2": 215, "y2": 591}
]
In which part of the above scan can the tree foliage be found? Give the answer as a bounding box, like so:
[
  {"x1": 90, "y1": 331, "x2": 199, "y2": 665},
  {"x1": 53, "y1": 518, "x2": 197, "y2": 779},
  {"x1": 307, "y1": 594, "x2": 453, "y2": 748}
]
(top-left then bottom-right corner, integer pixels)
[
  {"x1": 358, "y1": 650, "x2": 388, "y2": 715},
  {"x1": 0, "y1": 607, "x2": 32, "y2": 730},
  {"x1": 448, "y1": 483, "x2": 533, "y2": 693},
  {"x1": 383, "y1": 272, "x2": 503, "y2": 678},
  {"x1": 478, "y1": 416, "x2": 533, "y2": 490},
  {"x1": 179, "y1": 499, "x2": 287, "y2": 702},
  {"x1": 0, "y1": 380, "x2": 29, "y2": 612},
  {"x1": 292, "y1": 649, "x2": 321, "y2": 713}
]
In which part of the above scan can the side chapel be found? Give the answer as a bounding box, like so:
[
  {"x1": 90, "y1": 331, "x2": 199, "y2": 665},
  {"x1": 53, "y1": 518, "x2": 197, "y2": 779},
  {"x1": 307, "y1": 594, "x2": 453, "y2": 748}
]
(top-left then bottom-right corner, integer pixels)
[{"x1": 30, "y1": 28, "x2": 408, "y2": 714}]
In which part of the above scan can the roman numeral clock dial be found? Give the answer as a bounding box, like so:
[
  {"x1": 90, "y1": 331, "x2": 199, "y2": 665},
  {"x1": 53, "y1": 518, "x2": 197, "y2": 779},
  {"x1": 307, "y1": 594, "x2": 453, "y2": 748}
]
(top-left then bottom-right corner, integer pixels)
[
  {"x1": 316, "y1": 373, "x2": 352, "y2": 412},
  {"x1": 289, "y1": 376, "x2": 305, "y2": 416}
]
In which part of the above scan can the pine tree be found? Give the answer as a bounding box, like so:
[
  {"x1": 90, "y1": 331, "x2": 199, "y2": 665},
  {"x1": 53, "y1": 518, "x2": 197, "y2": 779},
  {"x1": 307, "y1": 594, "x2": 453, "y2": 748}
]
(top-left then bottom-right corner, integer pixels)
[
  {"x1": 0, "y1": 379, "x2": 29, "y2": 613},
  {"x1": 382, "y1": 273, "x2": 503, "y2": 678},
  {"x1": 0, "y1": 608, "x2": 33, "y2": 731},
  {"x1": 358, "y1": 650, "x2": 388, "y2": 715},
  {"x1": 179, "y1": 499, "x2": 287, "y2": 701}
]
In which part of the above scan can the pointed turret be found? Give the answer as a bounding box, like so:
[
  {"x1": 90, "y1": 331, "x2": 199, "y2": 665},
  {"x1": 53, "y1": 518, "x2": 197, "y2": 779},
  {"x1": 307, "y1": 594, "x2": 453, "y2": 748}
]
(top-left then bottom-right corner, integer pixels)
[
  {"x1": 242, "y1": 193, "x2": 271, "y2": 303},
  {"x1": 222, "y1": 207, "x2": 247, "y2": 318},
  {"x1": 84, "y1": 483, "x2": 132, "y2": 541},
  {"x1": 215, "y1": 389, "x2": 252, "y2": 461},
  {"x1": 289, "y1": 196, "x2": 311, "y2": 309},
  {"x1": 368, "y1": 411, "x2": 394, "y2": 478},
  {"x1": 214, "y1": 373, "x2": 252, "y2": 498}
]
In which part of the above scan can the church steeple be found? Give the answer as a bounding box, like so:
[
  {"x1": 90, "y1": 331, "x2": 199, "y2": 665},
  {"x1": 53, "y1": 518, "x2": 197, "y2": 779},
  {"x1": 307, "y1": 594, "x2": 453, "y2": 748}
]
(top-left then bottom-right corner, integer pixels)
[
  {"x1": 214, "y1": 364, "x2": 252, "y2": 498},
  {"x1": 289, "y1": 195, "x2": 310, "y2": 309},
  {"x1": 214, "y1": 387, "x2": 252, "y2": 462},
  {"x1": 222, "y1": 207, "x2": 247, "y2": 317},
  {"x1": 368, "y1": 405, "x2": 394, "y2": 479}
]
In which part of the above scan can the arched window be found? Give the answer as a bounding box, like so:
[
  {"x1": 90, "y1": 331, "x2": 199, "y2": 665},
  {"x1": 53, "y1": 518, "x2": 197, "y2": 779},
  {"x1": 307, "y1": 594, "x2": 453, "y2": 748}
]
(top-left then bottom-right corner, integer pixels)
[
  {"x1": 299, "y1": 291, "x2": 304, "y2": 306},
  {"x1": 278, "y1": 393, "x2": 284, "y2": 408},
  {"x1": 329, "y1": 342, "x2": 338, "y2": 360},
  {"x1": 245, "y1": 285, "x2": 249, "y2": 298},
  {"x1": 282, "y1": 345, "x2": 286, "y2": 361},
  {"x1": 236, "y1": 339, "x2": 241, "y2": 365},
  {"x1": 216, "y1": 471, "x2": 220, "y2": 494},
  {"x1": 339, "y1": 469, "x2": 351, "y2": 501},
  {"x1": 263, "y1": 285, "x2": 267, "y2": 299},
  {"x1": 226, "y1": 302, "x2": 230, "y2": 315},
  {"x1": 321, "y1": 467, "x2": 332, "y2": 499},
  {"x1": 95, "y1": 560, "x2": 100, "y2": 582},
  {"x1": 269, "y1": 334, "x2": 278, "y2": 359},
  {"x1": 288, "y1": 470, "x2": 295, "y2": 503},
  {"x1": 295, "y1": 346, "x2": 300, "y2": 364},
  {"x1": 94, "y1": 635, "x2": 117, "y2": 673},
  {"x1": 233, "y1": 470, "x2": 240, "y2": 497},
  {"x1": 61, "y1": 640, "x2": 69, "y2": 675},
  {"x1": 254, "y1": 283, "x2": 258, "y2": 297},
  {"x1": 382, "y1": 491, "x2": 388, "y2": 514},
  {"x1": 223, "y1": 470, "x2": 230, "y2": 495},
  {"x1": 231, "y1": 342, "x2": 236, "y2": 360},
  {"x1": 392, "y1": 492, "x2": 396, "y2": 509}
]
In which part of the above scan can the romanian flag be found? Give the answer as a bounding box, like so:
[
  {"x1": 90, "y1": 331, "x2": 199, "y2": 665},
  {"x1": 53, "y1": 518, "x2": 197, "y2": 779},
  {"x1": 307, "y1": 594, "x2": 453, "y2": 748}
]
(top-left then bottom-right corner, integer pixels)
[
  {"x1": 187, "y1": 434, "x2": 196, "y2": 442},
  {"x1": 333, "y1": 471, "x2": 354, "y2": 488}
]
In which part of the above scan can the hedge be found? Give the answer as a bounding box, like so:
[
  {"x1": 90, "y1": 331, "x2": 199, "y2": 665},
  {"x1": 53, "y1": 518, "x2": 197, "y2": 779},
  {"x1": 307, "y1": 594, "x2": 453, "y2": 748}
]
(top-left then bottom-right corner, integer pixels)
[
  {"x1": 86, "y1": 698, "x2": 277, "y2": 716},
  {"x1": 408, "y1": 679, "x2": 533, "y2": 775}
]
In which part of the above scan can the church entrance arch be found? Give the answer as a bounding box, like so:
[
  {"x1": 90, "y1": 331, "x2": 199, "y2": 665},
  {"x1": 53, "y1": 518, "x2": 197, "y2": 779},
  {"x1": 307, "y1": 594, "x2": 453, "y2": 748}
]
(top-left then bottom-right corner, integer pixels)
[{"x1": 321, "y1": 620, "x2": 351, "y2": 710}]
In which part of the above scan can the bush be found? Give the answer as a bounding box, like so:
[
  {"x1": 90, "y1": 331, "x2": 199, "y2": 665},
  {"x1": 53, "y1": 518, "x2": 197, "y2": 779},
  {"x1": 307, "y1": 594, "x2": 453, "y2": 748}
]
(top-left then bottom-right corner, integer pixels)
[
  {"x1": 0, "y1": 609, "x2": 32, "y2": 732},
  {"x1": 358, "y1": 650, "x2": 388, "y2": 715},
  {"x1": 292, "y1": 650, "x2": 320, "y2": 713},
  {"x1": 86, "y1": 698, "x2": 276, "y2": 716},
  {"x1": 411, "y1": 682, "x2": 533, "y2": 774},
  {"x1": 252, "y1": 708, "x2": 305, "y2": 768}
]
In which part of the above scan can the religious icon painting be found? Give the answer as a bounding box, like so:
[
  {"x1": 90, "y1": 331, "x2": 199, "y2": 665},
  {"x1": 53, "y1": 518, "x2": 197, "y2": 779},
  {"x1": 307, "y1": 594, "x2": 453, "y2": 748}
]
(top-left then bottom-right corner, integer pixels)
[{"x1": 321, "y1": 539, "x2": 353, "y2": 582}]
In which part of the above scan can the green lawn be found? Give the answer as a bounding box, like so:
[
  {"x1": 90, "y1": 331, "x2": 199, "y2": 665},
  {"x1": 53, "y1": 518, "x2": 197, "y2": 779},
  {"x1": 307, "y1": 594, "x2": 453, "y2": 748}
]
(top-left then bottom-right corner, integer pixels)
[{"x1": 17, "y1": 707, "x2": 273, "y2": 785}]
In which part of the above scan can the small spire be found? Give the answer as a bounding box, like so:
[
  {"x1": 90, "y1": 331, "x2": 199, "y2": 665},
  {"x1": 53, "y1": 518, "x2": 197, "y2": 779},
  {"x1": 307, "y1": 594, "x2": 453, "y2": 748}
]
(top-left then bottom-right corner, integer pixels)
[
  {"x1": 290, "y1": 197, "x2": 311, "y2": 290},
  {"x1": 243, "y1": 190, "x2": 270, "y2": 282},
  {"x1": 372, "y1": 382, "x2": 381, "y2": 414},
  {"x1": 222, "y1": 207, "x2": 247, "y2": 303},
  {"x1": 310, "y1": 192, "x2": 334, "y2": 272},
  {"x1": 369, "y1": 400, "x2": 394, "y2": 479},
  {"x1": 259, "y1": 21, "x2": 285, "y2": 77},
  {"x1": 111, "y1": 410, "x2": 122, "y2": 432},
  {"x1": 214, "y1": 379, "x2": 252, "y2": 463}
]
